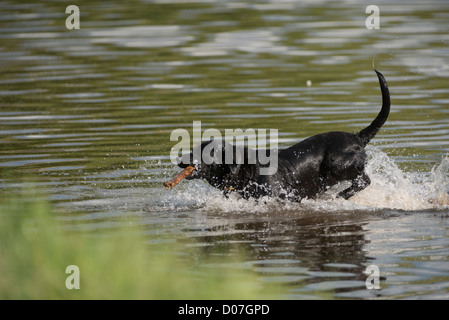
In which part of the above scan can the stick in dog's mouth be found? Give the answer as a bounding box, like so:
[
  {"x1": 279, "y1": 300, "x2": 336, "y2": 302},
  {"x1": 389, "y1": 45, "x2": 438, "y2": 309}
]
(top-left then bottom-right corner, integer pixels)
[{"x1": 163, "y1": 166, "x2": 195, "y2": 189}]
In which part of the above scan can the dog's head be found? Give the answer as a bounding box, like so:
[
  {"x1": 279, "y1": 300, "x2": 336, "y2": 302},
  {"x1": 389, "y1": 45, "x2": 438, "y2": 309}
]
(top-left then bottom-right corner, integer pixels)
[
  {"x1": 326, "y1": 142, "x2": 367, "y2": 180},
  {"x1": 177, "y1": 140, "x2": 246, "y2": 189}
]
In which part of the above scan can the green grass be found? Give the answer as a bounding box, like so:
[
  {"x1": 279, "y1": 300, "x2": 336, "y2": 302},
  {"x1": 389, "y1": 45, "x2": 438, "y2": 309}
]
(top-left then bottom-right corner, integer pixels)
[{"x1": 0, "y1": 189, "x2": 278, "y2": 300}]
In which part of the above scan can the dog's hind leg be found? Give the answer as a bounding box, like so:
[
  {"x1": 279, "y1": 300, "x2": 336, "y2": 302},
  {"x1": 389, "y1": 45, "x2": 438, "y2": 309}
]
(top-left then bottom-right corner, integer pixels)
[{"x1": 337, "y1": 173, "x2": 371, "y2": 200}]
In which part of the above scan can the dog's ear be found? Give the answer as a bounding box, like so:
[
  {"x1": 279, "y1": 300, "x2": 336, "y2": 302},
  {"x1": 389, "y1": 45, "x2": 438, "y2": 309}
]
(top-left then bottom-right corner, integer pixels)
[
  {"x1": 201, "y1": 140, "x2": 224, "y2": 165},
  {"x1": 225, "y1": 142, "x2": 246, "y2": 178}
]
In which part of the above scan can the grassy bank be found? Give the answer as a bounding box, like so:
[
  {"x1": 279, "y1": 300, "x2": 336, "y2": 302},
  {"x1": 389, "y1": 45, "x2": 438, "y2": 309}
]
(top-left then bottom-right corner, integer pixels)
[{"x1": 0, "y1": 190, "x2": 277, "y2": 300}]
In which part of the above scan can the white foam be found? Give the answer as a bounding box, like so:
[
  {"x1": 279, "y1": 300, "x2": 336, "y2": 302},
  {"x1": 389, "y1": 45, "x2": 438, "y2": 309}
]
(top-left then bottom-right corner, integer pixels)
[{"x1": 351, "y1": 148, "x2": 449, "y2": 211}]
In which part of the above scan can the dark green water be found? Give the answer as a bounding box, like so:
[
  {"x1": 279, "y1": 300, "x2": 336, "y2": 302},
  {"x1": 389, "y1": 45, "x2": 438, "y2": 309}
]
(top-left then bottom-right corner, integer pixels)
[{"x1": 1, "y1": 0, "x2": 449, "y2": 299}]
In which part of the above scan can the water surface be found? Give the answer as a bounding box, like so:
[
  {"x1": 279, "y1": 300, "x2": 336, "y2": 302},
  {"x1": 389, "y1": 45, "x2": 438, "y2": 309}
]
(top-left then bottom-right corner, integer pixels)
[{"x1": 1, "y1": 0, "x2": 449, "y2": 299}]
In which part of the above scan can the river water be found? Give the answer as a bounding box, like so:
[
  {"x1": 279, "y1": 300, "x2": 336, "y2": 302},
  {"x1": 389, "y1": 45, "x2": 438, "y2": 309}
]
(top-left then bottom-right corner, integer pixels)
[{"x1": 1, "y1": 0, "x2": 449, "y2": 299}]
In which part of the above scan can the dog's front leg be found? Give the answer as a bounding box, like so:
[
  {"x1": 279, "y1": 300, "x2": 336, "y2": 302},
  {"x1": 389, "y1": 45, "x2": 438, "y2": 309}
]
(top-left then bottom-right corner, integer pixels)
[{"x1": 338, "y1": 173, "x2": 371, "y2": 200}]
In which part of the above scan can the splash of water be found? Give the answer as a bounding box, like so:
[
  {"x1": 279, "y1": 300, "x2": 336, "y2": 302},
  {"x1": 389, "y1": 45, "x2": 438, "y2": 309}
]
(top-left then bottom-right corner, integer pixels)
[
  {"x1": 351, "y1": 148, "x2": 449, "y2": 211},
  {"x1": 152, "y1": 149, "x2": 449, "y2": 214}
]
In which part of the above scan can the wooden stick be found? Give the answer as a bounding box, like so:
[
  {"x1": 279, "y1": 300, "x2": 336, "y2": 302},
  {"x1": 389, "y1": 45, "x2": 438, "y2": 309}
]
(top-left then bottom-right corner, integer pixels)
[{"x1": 163, "y1": 166, "x2": 195, "y2": 189}]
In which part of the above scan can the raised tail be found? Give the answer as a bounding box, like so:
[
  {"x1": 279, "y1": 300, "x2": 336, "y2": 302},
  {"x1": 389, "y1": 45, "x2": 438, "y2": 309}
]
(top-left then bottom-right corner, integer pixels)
[{"x1": 357, "y1": 69, "x2": 390, "y2": 146}]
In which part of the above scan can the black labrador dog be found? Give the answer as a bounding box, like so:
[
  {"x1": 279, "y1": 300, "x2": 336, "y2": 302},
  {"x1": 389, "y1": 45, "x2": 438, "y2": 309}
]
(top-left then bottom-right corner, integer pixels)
[{"x1": 170, "y1": 70, "x2": 390, "y2": 202}]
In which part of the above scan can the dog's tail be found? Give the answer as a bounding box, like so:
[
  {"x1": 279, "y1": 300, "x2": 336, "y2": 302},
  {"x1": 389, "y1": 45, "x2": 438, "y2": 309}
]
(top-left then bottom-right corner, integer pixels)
[{"x1": 357, "y1": 69, "x2": 390, "y2": 146}]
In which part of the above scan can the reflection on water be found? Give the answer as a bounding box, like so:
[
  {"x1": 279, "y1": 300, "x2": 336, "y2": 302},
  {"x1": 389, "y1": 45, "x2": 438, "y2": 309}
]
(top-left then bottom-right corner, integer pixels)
[{"x1": 1, "y1": 0, "x2": 449, "y2": 299}]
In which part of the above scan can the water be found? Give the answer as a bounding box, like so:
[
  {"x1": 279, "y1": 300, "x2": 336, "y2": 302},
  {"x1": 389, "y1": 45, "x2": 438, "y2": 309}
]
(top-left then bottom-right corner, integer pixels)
[{"x1": 1, "y1": 0, "x2": 449, "y2": 299}]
